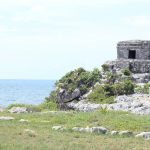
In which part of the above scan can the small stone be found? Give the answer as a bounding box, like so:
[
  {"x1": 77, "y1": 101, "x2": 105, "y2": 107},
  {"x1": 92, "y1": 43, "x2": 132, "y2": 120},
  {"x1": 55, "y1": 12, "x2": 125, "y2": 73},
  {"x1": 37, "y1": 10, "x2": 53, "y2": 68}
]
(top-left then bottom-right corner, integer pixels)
[
  {"x1": 24, "y1": 129, "x2": 36, "y2": 137},
  {"x1": 111, "y1": 131, "x2": 119, "y2": 135},
  {"x1": 119, "y1": 131, "x2": 133, "y2": 136},
  {"x1": 19, "y1": 119, "x2": 29, "y2": 123},
  {"x1": 0, "y1": 116, "x2": 15, "y2": 120},
  {"x1": 91, "y1": 127, "x2": 107, "y2": 134},
  {"x1": 8, "y1": 107, "x2": 27, "y2": 114},
  {"x1": 72, "y1": 127, "x2": 92, "y2": 133},
  {"x1": 72, "y1": 127, "x2": 81, "y2": 132},
  {"x1": 135, "y1": 132, "x2": 150, "y2": 140},
  {"x1": 84, "y1": 127, "x2": 92, "y2": 133},
  {"x1": 52, "y1": 126, "x2": 63, "y2": 131}
]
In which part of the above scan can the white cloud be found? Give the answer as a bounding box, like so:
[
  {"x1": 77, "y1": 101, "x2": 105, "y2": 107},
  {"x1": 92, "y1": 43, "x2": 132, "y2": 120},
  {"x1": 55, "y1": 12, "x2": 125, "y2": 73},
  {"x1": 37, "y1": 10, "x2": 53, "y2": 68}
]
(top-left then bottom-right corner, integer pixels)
[{"x1": 124, "y1": 16, "x2": 150, "y2": 27}]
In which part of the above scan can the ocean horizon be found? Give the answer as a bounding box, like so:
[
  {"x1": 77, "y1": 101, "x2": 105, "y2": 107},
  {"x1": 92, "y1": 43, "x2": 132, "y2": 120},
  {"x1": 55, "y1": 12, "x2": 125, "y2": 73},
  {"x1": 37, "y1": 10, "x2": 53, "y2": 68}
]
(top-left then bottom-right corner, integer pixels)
[{"x1": 0, "y1": 79, "x2": 55, "y2": 107}]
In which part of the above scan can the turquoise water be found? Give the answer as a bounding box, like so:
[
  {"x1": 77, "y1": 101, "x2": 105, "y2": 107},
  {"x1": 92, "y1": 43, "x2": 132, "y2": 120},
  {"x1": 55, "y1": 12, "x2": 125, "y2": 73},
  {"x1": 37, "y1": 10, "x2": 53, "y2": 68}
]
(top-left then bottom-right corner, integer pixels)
[{"x1": 0, "y1": 80, "x2": 55, "y2": 107}]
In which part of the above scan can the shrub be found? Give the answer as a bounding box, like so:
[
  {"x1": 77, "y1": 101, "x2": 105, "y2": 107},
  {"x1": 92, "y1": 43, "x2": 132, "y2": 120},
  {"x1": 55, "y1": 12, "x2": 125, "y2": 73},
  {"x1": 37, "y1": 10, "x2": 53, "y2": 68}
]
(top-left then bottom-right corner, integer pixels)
[
  {"x1": 143, "y1": 83, "x2": 150, "y2": 94},
  {"x1": 112, "y1": 82, "x2": 125, "y2": 95},
  {"x1": 123, "y1": 80, "x2": 135, "y2": 95},
  {"x1": 87, "y1": 85, "x2": 115, "y2": 104},
  {"x1": 122, "y1": 68, "x2": 131, "y2": 76},
  {"x1": 79, "y1": 85, "x2": 88, "y2": 95},
  {"x1": 134, "y1": 85, "x2": 144, "y2": 94},
  {"x1": 102, "y1": 64, "x2": 109, "y2": 72},
  {"x1": 38, "y1": 101, "x2": 57, "y2": 111},
  {"x1": 103, "y1": 84, "x2": 114, "y2": 96},
  {"x1": 106, "y1": 72, "x2": 116, "y2": 84},
  {"x1": 88, "y1": 68, "x2": 101, "y2": 84},
  {"x1": 88, "y1": 80, "x2": 135, "y2": 104},
  {"x1": 55, "y1": 67, "x2": 101, "y2": 96}
]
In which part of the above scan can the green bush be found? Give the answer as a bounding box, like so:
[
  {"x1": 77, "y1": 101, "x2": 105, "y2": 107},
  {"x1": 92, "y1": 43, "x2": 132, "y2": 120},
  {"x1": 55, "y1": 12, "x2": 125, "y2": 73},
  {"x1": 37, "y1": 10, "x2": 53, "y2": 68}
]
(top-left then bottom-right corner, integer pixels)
[
  {"x1": 102, "y1": 64, "x2": 109, "y2": 72},
  {"x1": 88, "y1": 68, "x2": 101, "y2": 84},
  {"x1": 112, "y1": 82, "x2": 124, "y2": 95},
  {"x1": 55, "y1": 67, "x2": 101, "y2": 96},
  {"x1": 122, "y1": 68, "x2": 131, "y2": 76},
  {"x1": 87, "y1": 85, "x2": 115, "y2": 104},
  {"x1": 134, "y1": 85, "x2": 144, "y2": 94},
  {"x1": 106, "y1": 72, "x2": 116, "y2": 84},
  {"x1": 143, "y1": 83, "x2": 150, "y2": 94},
  {"x1": 113, "y1": 80, "x2": 135, "y2": 95},
  {"x1": 38, "y1": 101, "x2": 57, "y2": 111},
  {"x1": 123, "y1": 80, "x2": 135, "y2": 95},
  {"x1": 88, "y1": 80, "x2": 135, "y2": 104}
]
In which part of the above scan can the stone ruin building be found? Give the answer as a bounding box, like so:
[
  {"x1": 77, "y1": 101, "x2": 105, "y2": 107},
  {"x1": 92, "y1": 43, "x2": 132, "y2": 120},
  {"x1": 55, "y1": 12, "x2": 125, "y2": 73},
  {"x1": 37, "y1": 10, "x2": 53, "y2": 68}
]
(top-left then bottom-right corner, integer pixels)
[
  {"x1": 106, "y1": 40, "x2": 150, "y2": 83},
  {"x1": 117, "y1": 40, "x2": 150, "y2": 60}
]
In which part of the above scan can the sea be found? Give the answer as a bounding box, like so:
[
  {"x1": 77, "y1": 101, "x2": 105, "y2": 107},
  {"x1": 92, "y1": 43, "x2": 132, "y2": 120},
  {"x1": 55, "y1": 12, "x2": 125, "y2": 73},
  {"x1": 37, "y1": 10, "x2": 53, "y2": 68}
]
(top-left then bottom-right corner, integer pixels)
[{"x1": 0, "y1": 80, "x2": 55, "y2": 107}]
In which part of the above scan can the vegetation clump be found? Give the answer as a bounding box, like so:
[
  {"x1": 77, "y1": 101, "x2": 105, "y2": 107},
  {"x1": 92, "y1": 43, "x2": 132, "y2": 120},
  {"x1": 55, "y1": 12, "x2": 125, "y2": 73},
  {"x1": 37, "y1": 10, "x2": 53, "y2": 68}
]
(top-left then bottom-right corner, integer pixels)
[
  {"x1": 102, "y1": 64, "x2": 109, "y2": 72},
  {"x1": 135, "y1": 83, "x2": 150, "y2": 94},
  {"x1": 45, "y1": 67, "x2": 102, "y2": 103},
  {"x1": 45, "y1": 65, "x2": 136, "y2": 107},
  {"x1": 87, "y1": 85, "x2": 115, "y2": 104},
  {"x1": 57, "y1": 67, "x2": 101, "y2": 95},
  {"x1": 122, "y1": 68, "x2": 131, "y2": 76},
  {"x1": 88, "y1": 80, "x2": 135, "y2": 104}
]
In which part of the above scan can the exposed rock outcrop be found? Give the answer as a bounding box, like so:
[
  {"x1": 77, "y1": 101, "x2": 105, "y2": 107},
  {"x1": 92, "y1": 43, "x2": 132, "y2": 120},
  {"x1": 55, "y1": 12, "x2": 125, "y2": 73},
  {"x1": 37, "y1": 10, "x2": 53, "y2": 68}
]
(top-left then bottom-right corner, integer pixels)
[
  {"x1": 67, "y1": 100, "x2": 100, "y2": 112},
  {"x1": 65, "y1": 94, "x2": 150, "y2": 115},
  {"x1": 8, "y1": 107, "x2": 28, "y2": 114},
  {"x1": 135, "y1": 132, "x2": 150, "y2": 140}
]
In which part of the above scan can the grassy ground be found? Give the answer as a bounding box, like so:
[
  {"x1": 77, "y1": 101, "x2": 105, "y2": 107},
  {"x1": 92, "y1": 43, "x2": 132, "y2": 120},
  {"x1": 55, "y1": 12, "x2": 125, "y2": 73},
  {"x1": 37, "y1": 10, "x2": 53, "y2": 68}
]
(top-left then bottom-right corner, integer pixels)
[{"x1": 0, "y1": 110, "x2": 150, "y2": 150}]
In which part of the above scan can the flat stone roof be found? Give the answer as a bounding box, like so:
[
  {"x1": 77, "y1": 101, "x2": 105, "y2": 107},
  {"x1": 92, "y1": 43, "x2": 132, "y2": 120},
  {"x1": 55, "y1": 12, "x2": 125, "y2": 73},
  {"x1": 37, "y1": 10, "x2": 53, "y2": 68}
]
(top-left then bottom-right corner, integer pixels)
[{"x1": 118, "y1": 40, "x2": 150, "y2": 44}]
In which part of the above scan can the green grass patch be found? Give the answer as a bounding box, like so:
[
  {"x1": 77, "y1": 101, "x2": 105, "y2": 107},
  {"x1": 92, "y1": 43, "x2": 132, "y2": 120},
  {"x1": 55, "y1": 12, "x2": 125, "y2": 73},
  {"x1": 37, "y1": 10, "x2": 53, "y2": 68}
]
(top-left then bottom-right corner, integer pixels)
[{"x1": 0, "y1": 110, "x2": 150, "y2": 150}]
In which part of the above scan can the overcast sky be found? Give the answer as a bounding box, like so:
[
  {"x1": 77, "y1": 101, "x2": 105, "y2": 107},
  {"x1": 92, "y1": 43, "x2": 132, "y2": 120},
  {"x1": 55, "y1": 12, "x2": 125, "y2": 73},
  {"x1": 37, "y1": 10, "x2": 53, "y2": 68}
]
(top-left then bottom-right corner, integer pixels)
[{"x1": 0, "y1": 0, "x2": 150, "y2": 79}]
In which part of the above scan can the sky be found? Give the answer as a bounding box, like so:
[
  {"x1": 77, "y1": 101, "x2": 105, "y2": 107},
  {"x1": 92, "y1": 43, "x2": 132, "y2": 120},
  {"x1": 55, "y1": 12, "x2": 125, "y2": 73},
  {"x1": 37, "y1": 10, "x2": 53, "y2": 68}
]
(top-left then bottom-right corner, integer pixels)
[{"x1": 0, "y1": 0, "x2": 150, "y2": 79}]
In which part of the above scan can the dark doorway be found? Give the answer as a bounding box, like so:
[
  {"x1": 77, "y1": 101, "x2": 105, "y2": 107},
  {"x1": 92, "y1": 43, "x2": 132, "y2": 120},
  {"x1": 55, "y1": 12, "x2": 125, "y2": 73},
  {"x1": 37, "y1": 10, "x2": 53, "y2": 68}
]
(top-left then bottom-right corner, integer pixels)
[{"x1": 128, "y1": 50, "x2": 136, "y2": 59}]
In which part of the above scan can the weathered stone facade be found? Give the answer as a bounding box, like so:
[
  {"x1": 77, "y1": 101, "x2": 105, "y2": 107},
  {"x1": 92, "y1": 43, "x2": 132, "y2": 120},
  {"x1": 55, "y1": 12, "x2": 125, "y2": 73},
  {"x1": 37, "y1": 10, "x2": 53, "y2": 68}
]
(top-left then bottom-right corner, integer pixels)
[
  {"x1": 106, "y1": 59, "x2": 150, "y2": 73},
  {"x1": 105, "y1": 40, "x2": 150, "y2": 83},
  {"x1": 117, "y1": 40, "x2": 150, "y2": 60}
]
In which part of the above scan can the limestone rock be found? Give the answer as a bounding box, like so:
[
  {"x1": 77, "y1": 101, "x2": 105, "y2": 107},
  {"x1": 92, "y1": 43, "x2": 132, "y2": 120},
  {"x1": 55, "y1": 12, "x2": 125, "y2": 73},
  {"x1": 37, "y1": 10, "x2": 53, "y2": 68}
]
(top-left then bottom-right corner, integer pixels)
[
  {"x1": 72, "y1": 127, "x2": 81, "y2": 132},
  {"x1": 19, "y1": 119, "x2": 29, "y2": 123},
  {"x1": 135, "y1": 132, "x2": 150, "y2": 140},
  {"x1": 67, "y1": 100, "x2": 100, "y2": 112},
  {"x1": 57, "y1": 88, "x2": 70, "y2": 110},
  {"x1": 24, "y1": 129, "x2": 36, "y2": 137},
  {"x1": 115, "y1": 95, "x2": 133, "y2": 103},
  {"x1": 52, "y1": 126, "x2": 63, "y2": 131},
  {"x1": 71, "y1": 88, "x2": 81, "y2": 100},
  {"x1": 72, "y1": 127, "x2": 91, "y2": 133},
  {"x1": 111, "y1": 131, "x2": 119, "y2": 135},
  {"x1": 82, "y1": 90, "x2": 93, "y2": 99},
  {"x1": 0, "y1": 116, "x2": 15, "y2": 120},
  {"x1": 91, "y1": 127, "x2": 107, "y2": 134},
  {"x1": 119, "y1": 131, "x2": 133, "y2": 136},
  {"x1": 8, "y1": 107, "x2": 28, "y2": 114}
]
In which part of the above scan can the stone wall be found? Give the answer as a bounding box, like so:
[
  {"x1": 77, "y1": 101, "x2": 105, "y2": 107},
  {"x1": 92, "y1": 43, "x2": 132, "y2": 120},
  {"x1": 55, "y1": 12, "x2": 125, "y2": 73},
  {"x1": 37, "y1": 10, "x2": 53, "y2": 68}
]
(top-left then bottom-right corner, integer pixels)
[
  {"x1": 105, "y1": 59, "x2": 150, "y2": 73},
  {"x1": 117, "y1": 40, "x2": 150, "y2": 60}
]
